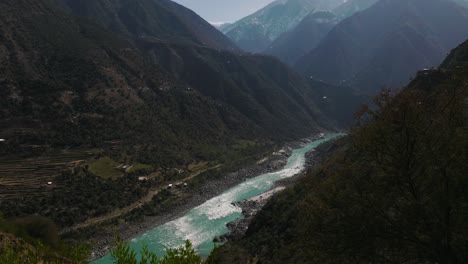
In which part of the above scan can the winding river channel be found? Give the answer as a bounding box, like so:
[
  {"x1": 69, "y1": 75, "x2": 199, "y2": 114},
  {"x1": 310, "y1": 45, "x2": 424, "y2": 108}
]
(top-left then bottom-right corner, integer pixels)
[{"x1": 93, "y1": 133, "x2": 343, "y2": 263}]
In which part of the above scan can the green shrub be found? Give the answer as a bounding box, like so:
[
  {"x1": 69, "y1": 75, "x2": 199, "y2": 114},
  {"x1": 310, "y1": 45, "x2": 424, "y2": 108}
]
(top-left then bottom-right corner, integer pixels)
[
  {"x1": 0, "y1": 212, "x2": 90, "y2": 263},
  {"x1": 110, "y1": 239, "x2": 213, "y2": 264}
]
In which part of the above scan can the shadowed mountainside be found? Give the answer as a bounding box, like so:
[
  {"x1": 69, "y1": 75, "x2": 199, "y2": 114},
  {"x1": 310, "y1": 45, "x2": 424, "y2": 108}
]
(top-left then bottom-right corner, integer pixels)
[
  {"x1": 296, "y1": 0, "x2": 468, "y2": 94},
  {"x1": 0, "y1": 0, "x2": 337, "y2": 228},
  {"x1": 0, "y1": 0, "x2": 259, "y2": 163},
  {"x1": 56, "y1": 0, "x2": 238, "y2": 51},
  {"x1": 216, "y1": 39, "x2": 468, "y2": 264},
  {"x1": 57, "y1": 0, "x2": 336, "y2": 137},
  {"x1": 265, "y1": 10, "x2": 338, "y2": 65}
]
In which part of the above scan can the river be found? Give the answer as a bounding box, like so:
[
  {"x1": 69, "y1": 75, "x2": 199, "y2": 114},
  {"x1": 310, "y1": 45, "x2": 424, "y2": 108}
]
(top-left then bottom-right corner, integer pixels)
[{"x1": 93, "y1": 133, "x2": 343, "y2": 263}]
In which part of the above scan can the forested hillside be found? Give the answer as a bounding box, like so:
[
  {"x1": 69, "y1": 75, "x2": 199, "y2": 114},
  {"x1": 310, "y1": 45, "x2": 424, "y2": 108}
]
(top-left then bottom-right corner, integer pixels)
[
  {"x1": 216, "y1": 40, "x2": 468, "y2": 264},
  {"x1": 0, "y1": 0, "x2": 333, "y2": 230},
  {"x1": 57, "y1": 0, "x2": 333, "y2": 139},
  {"x1": 1, "y1": 0, "x2": 467, "y2": 263},
  {"x1": 0, "y1": 0, "x2": 263, "y2": 227},
  {"x1": 0, "y1": 0, "x2": 255, "y2": 164},
  {"x1": 57, "y1": 0, "x2": 238, "y2": 51}
]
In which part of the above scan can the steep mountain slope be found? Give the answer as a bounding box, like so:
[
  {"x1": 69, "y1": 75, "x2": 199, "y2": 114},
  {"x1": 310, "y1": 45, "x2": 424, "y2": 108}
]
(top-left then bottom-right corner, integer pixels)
[
  {"x1": 265, "y1": 11, "x2": 338, "y2": 65},
  {"x1": 138, "y1": 42, "x2": 329, "y2": 136},
  {"x1": 1, "y1": 0, "x2": 282, "y2": 227},
  {"x1": 214, "y1": 23, "x2": 232, "y2": 32},
  {"x1": 222, "y1": 0, "x2": 345, "y2": 52},
  {"x1": 303, "y1": 79, "x2": 368, "y2": 128},
  {"x1": 57, "y1": 0, "x2": 334, "y2": 137},
  {"x1": 332, "y1": 0, "x2": 378, "y2": 19},
  {"x1": 296, "y1": 0, "x2": 468, "y2": 93},
  {"x1": 264, "y1": 0, "x2": 380, "y2": 66},
  {"x1": 0, "y1": 0, "x2": 337, "y2": 227},
  {"x1": 216, "y1": 39, "x2": 468, "y2": 264},
  {"x1": 57, "y1": 0, "x2": 237, "y2": 51},
  {"x1": 0, "y1": 0, "x2": 257, "y2": 163}
]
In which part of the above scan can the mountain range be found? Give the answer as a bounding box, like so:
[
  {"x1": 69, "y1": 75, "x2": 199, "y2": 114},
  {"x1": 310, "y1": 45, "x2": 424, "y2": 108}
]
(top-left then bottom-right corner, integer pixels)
[
  {"x1": 264, "y1": 0, "x2": 380, "y2": 66},
  {"x1": 331, "y1": 0, "x2": 378, "y2": 19},
  {"x1": 221, "y1": 0, "x2": 346, "y2": 52},
  {"x1": 295, "y1": 0, "x2": 468, "y2": 93},
  {"x1": 0, "y1": 0, "x2": 467, "y2": 262},
  {"x1": 224, "y1": 0, "x2": 468, "y2": 95}
]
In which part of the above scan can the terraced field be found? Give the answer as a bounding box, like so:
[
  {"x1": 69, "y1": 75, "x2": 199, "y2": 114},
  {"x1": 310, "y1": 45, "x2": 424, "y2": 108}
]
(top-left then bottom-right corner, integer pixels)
[{"x1": 0, "y1": 149, "x2": 100, "y2": 201}]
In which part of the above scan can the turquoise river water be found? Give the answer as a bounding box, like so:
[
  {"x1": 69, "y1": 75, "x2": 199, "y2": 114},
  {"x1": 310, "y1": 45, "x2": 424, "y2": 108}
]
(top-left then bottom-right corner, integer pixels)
[{"x1": 93, "y1": 133, "x2": 343, "y2": 263}]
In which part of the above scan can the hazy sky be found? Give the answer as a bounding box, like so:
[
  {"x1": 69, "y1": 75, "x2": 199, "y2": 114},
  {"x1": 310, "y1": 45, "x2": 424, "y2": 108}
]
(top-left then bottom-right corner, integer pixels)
[{"x1": 172, "y1": 0, "x2": 275, "y2": 24}]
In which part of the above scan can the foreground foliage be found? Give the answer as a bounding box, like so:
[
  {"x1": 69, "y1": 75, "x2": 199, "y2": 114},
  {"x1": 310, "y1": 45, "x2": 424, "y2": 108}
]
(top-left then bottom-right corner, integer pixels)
[
  {"x1": 111, "y1": 240, "x2": 210, "y2": 264},
  {"x1": 0, "y1": 212, "x2": 212, "y2": 264},
  {"x1": 0, "y1": 213, "x2": 90, "y2": 263}
]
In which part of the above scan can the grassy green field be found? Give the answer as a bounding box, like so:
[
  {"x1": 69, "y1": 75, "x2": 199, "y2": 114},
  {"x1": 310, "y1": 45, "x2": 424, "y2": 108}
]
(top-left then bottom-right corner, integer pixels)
[
  {"x1": 126, "y1": 163, "x2": 153, "y2": 173},
  {"x1": 88, "y1": 157, "x2": 122, "y2": 179}
]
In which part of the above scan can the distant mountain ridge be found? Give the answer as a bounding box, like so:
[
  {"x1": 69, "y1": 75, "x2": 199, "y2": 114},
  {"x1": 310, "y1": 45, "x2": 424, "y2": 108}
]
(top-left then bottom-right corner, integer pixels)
[
  {"x1": 222, "y1": 0, "x2": 345, "y2": 52},
  {"x1": 265, "y1": 10, "x2": 338, "y2": 65},
  {"x1": 332, "y1": 0, "x2": 378, "y2": 19},
  {"x1": 295, "y1": 0, "x2": 468, "y2": 93}
]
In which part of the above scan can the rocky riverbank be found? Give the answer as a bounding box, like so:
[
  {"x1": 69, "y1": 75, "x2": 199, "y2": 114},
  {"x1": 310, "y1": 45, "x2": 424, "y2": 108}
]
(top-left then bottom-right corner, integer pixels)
[
  {"x1": 216, "y1": 136, "x2": 344, "y2": 243},
  {"x1": 86, "y1": 133, "x2": 332, "y2": 260},
  {"x1": 214, "y1": 187, "x2": 286, "y2": 243}
]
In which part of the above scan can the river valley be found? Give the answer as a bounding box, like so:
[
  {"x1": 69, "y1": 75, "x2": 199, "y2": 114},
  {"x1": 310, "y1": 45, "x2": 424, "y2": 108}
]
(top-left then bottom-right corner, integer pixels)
[{"x1": 93, "y1": 133, "x2": 344, "y2": 263}]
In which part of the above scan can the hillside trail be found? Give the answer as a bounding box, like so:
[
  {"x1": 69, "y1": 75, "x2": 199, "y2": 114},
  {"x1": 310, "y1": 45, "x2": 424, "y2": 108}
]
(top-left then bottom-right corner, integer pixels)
[{"x1": 60, "y1": 164, "x2": 222, "y2": 234}]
